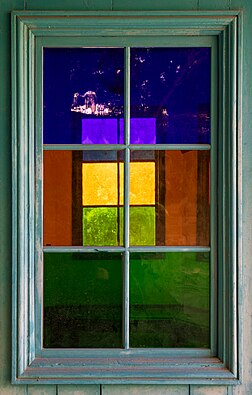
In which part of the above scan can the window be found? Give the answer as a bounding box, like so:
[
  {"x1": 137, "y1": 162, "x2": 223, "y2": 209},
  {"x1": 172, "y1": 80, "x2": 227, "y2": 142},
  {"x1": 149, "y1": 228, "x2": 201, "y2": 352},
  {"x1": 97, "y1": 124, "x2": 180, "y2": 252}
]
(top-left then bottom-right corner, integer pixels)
[{"x1": 12, "y1": 11, "x2": 241, "y2": 384}]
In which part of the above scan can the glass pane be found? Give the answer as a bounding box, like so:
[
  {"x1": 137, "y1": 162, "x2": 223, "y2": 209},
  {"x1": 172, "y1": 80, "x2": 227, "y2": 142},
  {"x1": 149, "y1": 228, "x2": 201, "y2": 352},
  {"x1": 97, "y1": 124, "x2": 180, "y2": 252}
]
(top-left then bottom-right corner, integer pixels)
[
  {"x1": 43, "y1": 48, "x2": 124, "y2": 144},
  {"x1": 130, "y1": 48, "x2": 210, "y2": 144},
  {"x1": 43, "y1": 150, "x2": 123, "y2": 246},
  {"x1": 44, "y1": 252, "x2": 123, "y2": 348},
  {"x1": 130, "y1": 252, "x2": 210, "y2": 348},
  {"x1": 129, "y1": 207, "x2": 155, "y2": 246},
  {"x1": 129, "y1": 150, "x2": 210, "y2": 246},
  {"x1": 83, "y1": 207, "x2": 123, "y2": 246}
]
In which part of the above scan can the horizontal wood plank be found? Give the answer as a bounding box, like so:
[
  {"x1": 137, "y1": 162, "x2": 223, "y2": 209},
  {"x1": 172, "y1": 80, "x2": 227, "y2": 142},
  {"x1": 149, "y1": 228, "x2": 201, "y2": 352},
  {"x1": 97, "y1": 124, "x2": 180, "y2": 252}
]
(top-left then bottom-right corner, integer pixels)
[
  {"x1": 26, "y1": 0, "x2": 112, "y2": 10},
  {"x1": 199, "y1": 0, "x2": 230, "y2": 9},
  {"x1": 58, "y1": 385, "x2": 100, "y2": 395},
  {"x1": 112, "y1": 0, "x2": 198, "y2": 10},
  {"x1": 102, "y1": 385, "x2": 189, "y2": 394},
  {"x1": 190, "y1": 386, "x2": 228, "y2": 395},
  {"x1": 27, "y1": 386, "x2": 56, "y2": 395}
]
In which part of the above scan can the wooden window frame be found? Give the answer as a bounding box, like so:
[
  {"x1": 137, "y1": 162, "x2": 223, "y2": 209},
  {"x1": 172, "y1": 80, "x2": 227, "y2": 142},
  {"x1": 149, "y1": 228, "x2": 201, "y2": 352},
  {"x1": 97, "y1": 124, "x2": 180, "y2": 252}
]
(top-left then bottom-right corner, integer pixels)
[{"x1": 12, "y1": 11, "x2": 242, "y2": 384}]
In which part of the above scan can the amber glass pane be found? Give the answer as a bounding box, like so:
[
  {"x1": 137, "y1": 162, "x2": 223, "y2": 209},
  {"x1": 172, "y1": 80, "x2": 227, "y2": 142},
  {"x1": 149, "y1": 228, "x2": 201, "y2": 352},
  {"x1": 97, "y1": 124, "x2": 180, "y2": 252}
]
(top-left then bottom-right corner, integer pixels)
[
  {"x1": 44, "y1": 252, "x2": 123, "y2": 348},
  {"x1": 82, "y1": 162, "x2": 124, "y2": 206},
  {"x1": 43, "y1": 150, "x2": 123, "y2": 246},
  {"x1": 130, "y1": 252, "x2": 210, "y2": 348}
]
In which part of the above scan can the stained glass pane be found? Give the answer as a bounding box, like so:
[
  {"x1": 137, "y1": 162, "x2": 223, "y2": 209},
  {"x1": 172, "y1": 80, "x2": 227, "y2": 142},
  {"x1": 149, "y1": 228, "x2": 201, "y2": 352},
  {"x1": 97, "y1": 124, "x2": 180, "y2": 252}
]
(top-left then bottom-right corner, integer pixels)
[
  {"x1": 130, "y1": 252, "x2": 210, "y2": 348},
  {"x1": 129, "y1": 150, "x2": 210, "y2": 246},
  {"x1": 83, "y1": 207, "x2": 123, "y2": 246},
  {"x1": 43, "y1": 150, "x2": 123, "y2": 246},
  {"x1": 129, "y1": 207, "x2": 155, "y2": 245},
  {"x1": 44, "y1": 252, "x2": 123, "y2": 348},
  {"x1": 131, "y1": 48, "x2": 210, "y2": 144},
  {"x1": 43, "y1": 48, "x2": 124, "y2": 144}
]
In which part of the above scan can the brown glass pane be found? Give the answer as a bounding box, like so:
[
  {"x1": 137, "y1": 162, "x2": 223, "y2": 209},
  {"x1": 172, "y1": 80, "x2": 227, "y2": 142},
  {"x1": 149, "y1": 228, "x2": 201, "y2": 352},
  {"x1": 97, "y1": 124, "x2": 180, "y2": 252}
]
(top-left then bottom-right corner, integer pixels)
[
  {"x1": 130, "y1": 252, "x2": 210, "y2": 348},
  {"x1": 160, "y1": 150, "x2": 210, "y2": 246},
  {"x1": 130, "y1": 150, "x2": 210, "y2": 246},
  {"x1": 43, "y1": 150, "x2": 124, "y2": 246},
  {"x1": 44, "y1": 252, "x2": 123, "y2": 348}
]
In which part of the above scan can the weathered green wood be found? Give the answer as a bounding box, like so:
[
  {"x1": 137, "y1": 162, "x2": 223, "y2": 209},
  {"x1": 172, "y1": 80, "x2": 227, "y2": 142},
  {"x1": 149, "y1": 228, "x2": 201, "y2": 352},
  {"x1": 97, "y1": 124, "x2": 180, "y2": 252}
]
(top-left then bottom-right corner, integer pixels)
[
  {"x1": 26, "y1": 0, "x2": 112, "y2": 10},
  {"x1": 102, "y1": 385, "x2": 189, "y2": 394},
  {"x1": 0, "y1": 0, "x2": 30, "y2": 394},
  {"x1": 231, "y1": 1, "x2": 252, "y2": 395},
  {"x1": 57, "y1": 385, "x2": 100, "y2": 394},
  {"x1": 0, "y1": 0, "x2": 247, "y2": 394},
  {"x1": 190, "y1": 386, "x2": 228, "y2": 395},
  {"x1": 199, "y1": 0, "x2": 230, "y2": 9},
  {"x1": 112, "y1": 0, "x2": 198, "y2": 11},
  {"x1": 11, "y1": 10, "x2": 241, "y2": 385},
  {"x1": 27, "y1": 386, "x2": 56, "y2": 395}
]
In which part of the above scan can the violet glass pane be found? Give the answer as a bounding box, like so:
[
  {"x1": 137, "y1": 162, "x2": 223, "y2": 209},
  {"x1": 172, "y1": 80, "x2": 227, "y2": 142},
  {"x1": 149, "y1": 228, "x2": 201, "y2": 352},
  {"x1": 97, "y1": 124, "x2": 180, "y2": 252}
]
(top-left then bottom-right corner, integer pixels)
[
  {"x1": 43, "y1": 48, "x2": 124, "y2": 144},
  {"x1": 131, "y1": 48, "x2": 211, "y2": 144}
]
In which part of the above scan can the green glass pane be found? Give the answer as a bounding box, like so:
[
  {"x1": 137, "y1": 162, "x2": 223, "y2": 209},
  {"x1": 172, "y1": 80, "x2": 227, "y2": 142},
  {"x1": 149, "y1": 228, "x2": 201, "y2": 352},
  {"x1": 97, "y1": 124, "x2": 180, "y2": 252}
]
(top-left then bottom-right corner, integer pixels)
[
  {"x1": 83, "y1": 207, "x2": 123, "y2": 246},
  {"x1": 44, "y1": 252, "x2": 123, "y2": 348},
  {"x1": 129, "y1": 206, "x2": 155, "y2": 246},
  {"x1": 130, "y1": 252, "x2": 209, "y2": 348}
]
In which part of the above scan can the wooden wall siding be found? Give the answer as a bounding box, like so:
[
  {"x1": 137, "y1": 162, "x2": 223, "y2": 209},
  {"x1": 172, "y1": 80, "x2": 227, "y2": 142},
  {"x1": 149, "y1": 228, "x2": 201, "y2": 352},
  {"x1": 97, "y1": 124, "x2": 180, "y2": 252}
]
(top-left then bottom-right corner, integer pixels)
[{"x1": 0, "y1": 0, "x2": 250, "y2": 394}]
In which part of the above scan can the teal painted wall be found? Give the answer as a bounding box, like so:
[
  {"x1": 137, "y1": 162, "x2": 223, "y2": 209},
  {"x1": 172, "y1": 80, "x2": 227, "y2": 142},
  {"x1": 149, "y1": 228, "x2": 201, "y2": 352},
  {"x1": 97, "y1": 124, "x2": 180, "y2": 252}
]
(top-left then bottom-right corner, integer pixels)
[{"x1": 1, "y1": 0, "x2": 251, "y2": 394}]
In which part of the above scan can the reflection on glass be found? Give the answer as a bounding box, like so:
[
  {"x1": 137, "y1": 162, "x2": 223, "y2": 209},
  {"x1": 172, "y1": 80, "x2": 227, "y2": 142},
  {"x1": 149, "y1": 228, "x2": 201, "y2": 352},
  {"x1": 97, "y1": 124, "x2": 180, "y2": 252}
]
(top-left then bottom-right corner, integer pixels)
[
  {"x1": 43, "y1": 150, "x2": 124, "y2": 246},
  {"x1": 130, "y1": 252, "x2": 210, "y2": 348},
  {"x1": 129, "y1": 150, "x2": 210, "y2": 246},
  {"x1": 44, "y1": 252, "x2": 123, "y2": 348},
  {"x1": 43, "y1": 48, "x2": 124, "y2": 144},
  {"x1": 131, "y1": 48, "x2": 210, "y2": 144}
]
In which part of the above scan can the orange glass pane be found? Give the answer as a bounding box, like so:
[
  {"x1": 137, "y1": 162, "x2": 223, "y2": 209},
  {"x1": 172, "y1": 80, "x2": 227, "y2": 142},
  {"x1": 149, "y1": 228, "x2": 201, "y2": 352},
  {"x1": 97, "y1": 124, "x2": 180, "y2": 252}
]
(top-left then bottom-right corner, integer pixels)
[
  {"x1": 158, "y1": 150, "x2": 210, "y2": 246},
  {"x1": 43, "y1": 151, "x2": 73, "y2": 246}
]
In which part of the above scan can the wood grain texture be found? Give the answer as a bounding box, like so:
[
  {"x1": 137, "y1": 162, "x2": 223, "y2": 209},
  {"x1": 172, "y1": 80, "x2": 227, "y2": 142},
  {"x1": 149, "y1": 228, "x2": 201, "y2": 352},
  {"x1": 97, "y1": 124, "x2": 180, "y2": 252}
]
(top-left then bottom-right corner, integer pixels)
[
  {"x1": 25, "y1": 0, "x2": 112, "y2": 10},
  {"x1": 199, "y1": 0, "x2": 230, "y2": 9},
  {"x1": 190, "y1": 386, "x2": 228, "y2": 395},
  {"x1": 231, "y1": 2, "x2": 252, "y2": 395},
  {"x1": 0, "y1": 0, "x2": 250, "y2": 394},
  {"x1": 58, "y1": 385, "x2": 100, "y2": 395},
  {"x1": 0, "y1": 0, "x2": 30, "y2": 394},
  {"x1": 27, "y1": 386, "x2": 56, "y2": 395},
  {"x1": 112, "y1": 0, "x2": 198, "y2": 10},
  {"x1": 102, "y1": 385, "x2": 189, "y2": 394}
]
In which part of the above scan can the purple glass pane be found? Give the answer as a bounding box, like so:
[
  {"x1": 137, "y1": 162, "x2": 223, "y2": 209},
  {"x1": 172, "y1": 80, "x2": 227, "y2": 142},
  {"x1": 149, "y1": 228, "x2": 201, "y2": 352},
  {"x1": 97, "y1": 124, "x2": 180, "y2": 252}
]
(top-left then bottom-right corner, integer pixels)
[
  {"x1": 129, "y1": 118, "x2": 156, "y2": 144},
  {"x1": 82, "y1": 118, "x2": 121, "y2": 144},
  {"x1": 43, "y1": 48, "x2": 124, "y2": 144},
  {"x1": 81, "y1": 117, "x2": 156, "y2": 144},
  {"x1": 131, "y1": 48, "x2": 211, "y2": 144}
]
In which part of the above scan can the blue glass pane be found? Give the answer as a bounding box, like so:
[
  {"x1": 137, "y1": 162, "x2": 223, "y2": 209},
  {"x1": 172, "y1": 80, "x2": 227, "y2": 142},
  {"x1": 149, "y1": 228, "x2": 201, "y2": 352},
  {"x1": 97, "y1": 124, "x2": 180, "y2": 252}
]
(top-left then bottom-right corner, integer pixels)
[
  {"x1": 131, "y1": 48, "x2": 211, "y2": 144},
  {"x1": 43, "y1": 48, "x2": 124, "y2": 144}
]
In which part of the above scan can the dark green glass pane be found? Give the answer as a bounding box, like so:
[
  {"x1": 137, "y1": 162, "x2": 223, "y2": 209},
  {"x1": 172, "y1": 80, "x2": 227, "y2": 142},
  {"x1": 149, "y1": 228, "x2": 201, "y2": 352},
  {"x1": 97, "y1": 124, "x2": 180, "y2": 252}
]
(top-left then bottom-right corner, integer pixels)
[
  {"x1": 130, "y1": 252, "x2": 209, "y2": 348},
  {"x1": 129, "y1": 207, "x2": 155, "y2": 246},
  {"x1": 83, "y1": 207, "x2": 123, "y2": 246},
  {"x1": 44, "y1": 252, "x2": 123, "y2": 348}
]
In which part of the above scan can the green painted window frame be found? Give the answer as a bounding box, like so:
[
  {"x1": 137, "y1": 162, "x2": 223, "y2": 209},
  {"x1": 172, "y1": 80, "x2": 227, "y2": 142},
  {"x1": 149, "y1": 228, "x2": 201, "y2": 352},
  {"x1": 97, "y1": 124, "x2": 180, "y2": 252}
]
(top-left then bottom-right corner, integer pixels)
[{"x1": 12, "y1": 11, "x2": 242, "y2": 384}]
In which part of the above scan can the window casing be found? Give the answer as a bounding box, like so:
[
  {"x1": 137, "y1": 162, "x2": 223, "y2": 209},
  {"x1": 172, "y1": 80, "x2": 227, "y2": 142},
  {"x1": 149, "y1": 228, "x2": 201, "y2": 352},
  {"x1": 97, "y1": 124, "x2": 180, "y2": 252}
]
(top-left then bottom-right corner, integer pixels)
[{"x1": 12, "y1": 11, "x2": 242, "y2": 384}]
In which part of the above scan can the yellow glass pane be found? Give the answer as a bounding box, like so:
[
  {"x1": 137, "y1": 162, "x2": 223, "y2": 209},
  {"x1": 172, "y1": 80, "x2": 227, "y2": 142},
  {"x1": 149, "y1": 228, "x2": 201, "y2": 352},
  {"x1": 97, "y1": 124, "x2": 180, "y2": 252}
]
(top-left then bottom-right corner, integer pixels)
[
  {"x1": 82, "y1": 163, "x2": 124, "y2": 206},
  {"x1": 130, "y1": 162, "x2": 155, "y2": 205},
  {"x1": 82, "y1": 161, "x2": 155, "y2": 207}
]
